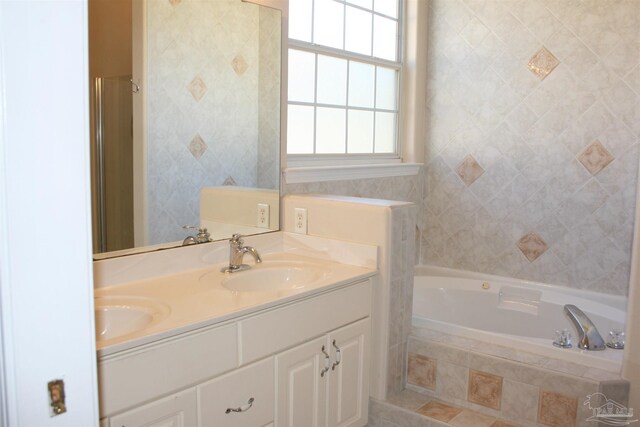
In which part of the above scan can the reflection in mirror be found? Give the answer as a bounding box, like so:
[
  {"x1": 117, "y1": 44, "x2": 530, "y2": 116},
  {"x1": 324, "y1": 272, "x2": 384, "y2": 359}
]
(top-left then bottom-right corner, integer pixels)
[{"x1": 89, "y1": 0, "x2": 281, "y2": 258}]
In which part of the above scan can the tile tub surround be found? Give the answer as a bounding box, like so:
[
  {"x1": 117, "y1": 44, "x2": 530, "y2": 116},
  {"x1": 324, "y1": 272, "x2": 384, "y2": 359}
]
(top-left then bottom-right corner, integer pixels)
[
  {"x1": 404, "y1": 328, "x2": 630, "y2": 427},
  {"x1": 421, "y1": 0, "x2": 640, "y2": 295}
]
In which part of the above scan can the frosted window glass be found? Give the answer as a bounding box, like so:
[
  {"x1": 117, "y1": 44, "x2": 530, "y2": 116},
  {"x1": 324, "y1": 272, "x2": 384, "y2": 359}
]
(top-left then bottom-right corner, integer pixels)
[
  {"x1": 376, "y1": 67, "x2": 397, "y2": 110},
  {"x1": 347, "y1": 0, "x2": 372, "y2": 9},
  {"x1": 316, "y1": 107, "x2": 346, "y2": 153},
  {"x1": 374, "y1": 0, "x2": 398, "y2": 18},
  {"x1": 289, "y1": 0, "x2": 313, "y2": 42},
  {"x1": 348, "y1": 61, "x2": 375, "y2": 108},
  {"x1": 375, "y1": 112, "x2": 396, "y2": 153},
  {"x1": 317, "y1": 55, "x2": 347, "y2": 106},
  {"x1": 314, "y1": 0, "x2": 344, "y2": 49},
  {"x1": 347, "y1": 110, "x2": 374, "y2": 153},
  {"x1": 288, "y1": 50, "x2": 316, "y2": 103},
  {"x1": 373, "y1": 15, "x2": 397, "y2": 61},
  {"x1": 345, "y1": 7, "x2": 372, "y2": 56},
  {"x1": 287, "y1": 105, "x2": 315, "y2": 154}
]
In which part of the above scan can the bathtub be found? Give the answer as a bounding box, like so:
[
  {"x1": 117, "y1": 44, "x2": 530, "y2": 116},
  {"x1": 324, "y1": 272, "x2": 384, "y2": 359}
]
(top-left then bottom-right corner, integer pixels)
[{"x1": 412, "y1": 266, "x2": 627, "y2": 372}]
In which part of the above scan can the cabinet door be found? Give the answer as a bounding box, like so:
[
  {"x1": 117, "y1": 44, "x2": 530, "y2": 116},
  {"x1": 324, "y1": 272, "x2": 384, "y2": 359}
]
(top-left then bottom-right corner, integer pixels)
[
  {"x1": 109, "y1": 388, "x2": 196, "y2": 427},
  {"x1": 198, "y1": 357, "x2": 274, "y2": 427},
  {"x1": 275, "y1": 336, "x2": 328, "y2": 427},
  {"x1": 327, "y1": 319, "x2": 370, "y2": 427}
]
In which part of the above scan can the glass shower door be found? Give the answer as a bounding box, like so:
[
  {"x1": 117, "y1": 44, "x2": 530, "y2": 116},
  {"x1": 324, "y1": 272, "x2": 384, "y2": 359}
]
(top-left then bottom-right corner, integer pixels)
[{"x1": 92, "y1": 75, "x2": 134, "y2": 253}]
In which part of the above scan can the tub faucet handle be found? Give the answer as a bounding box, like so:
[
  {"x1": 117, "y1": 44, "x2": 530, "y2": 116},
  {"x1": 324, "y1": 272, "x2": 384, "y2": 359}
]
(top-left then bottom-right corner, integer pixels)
[
  {"x1": 606, "y1": 329, "x2": 625, "y2": 349},
  {"x1": 553, "y1": 329, "x2": 572, "y2": 348}
]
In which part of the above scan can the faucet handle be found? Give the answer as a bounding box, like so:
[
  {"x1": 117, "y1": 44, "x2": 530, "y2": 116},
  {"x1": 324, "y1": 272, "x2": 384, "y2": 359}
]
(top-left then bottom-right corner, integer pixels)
[
  {"x1": 553, "y1": 329, "x2": 572, "y2": 348},
  {"x1": 230, "y1": 233, "x2": 244, "y2": 244},
  {"x1": 182, "y1": 225, "x2": 203, "y2": 232}
]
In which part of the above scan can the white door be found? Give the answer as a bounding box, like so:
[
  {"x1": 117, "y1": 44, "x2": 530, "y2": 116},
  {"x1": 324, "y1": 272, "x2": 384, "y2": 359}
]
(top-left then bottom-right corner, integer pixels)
[
  {"x1": 327, "y1": 319, "x2": 370, "y2": 427},
  {"x1": 275, "y1": 336, "x2": 328, "y2": 427},
  {"x1": 0, "y1": 1, "x2": 99, "y2": 426}
]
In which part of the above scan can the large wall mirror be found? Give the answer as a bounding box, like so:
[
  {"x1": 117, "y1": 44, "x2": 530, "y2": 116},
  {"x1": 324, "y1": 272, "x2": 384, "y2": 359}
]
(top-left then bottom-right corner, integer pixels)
[{"x1": 89, "y1": 0, "x2": 282, "y2": 258}]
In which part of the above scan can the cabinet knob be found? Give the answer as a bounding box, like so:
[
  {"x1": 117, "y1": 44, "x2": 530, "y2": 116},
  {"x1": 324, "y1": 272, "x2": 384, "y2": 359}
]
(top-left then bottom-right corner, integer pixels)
[{"x1": 225, "y1": 397, "x2": 254, "y2": 414}]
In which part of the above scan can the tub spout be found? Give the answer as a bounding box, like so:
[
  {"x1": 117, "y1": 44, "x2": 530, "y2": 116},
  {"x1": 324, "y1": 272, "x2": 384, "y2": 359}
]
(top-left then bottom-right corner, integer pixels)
[{"x1": 563, "y1": 304, "x2": 605, "y2": 351}]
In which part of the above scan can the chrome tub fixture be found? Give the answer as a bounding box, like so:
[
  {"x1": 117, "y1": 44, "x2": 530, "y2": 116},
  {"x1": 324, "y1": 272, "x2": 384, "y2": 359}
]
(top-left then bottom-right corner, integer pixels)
[{"x1": 563, "y1": 304, "x2": 605, "y2": 351}]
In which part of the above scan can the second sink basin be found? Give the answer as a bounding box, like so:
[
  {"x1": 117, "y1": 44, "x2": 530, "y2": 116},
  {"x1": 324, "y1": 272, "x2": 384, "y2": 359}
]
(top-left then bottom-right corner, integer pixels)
[
  {"x1": 200, "y1": 260, "x2": 329, "y2": 292},
  {"x1": 95, "y1": 296, "x2": 170, "y2": 342}
]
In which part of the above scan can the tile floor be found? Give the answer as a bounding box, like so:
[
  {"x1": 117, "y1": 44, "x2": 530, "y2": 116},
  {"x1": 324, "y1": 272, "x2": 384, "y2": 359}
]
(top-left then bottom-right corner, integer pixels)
[{"x1": 369, "y1": 390, "x2": 521, "y2": 427}]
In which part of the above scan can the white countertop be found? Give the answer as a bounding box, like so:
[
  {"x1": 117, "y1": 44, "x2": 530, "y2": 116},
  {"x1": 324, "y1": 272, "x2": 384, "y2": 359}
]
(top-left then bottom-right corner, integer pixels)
[{"x1": 96, "y1": 251, "x2": 377, "y2": 357}]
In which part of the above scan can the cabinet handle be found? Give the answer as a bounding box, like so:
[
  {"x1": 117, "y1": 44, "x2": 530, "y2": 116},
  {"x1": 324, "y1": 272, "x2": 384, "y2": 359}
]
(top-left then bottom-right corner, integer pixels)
[
  {"x1": 320, "y1": 345, "x2": 330, "y2": 377},
  {"x1": 332, "y1": 340, "x2": 341, "y2": 370},
  {"x1": 225, "y1": 397, "x2": 254, "y2": 414}
]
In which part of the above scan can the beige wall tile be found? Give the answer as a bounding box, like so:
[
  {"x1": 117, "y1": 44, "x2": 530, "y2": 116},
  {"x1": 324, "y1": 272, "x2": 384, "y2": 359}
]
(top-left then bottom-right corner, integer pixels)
[
  {"x1": 408, "y1": 353, "x2": 437, "y2": 390},
  {"x1": 502, "y1": 379, "x2": 539, "y2": 422},
  {"x1": 468, "y1": 370, "x2": 503, "y2": 410},
  {"x1": 538, "y1": 390, "x2": 577, "y2": 427},
  {"x1": 436, "y1": 361, "x2": 469, "y2": 401}
]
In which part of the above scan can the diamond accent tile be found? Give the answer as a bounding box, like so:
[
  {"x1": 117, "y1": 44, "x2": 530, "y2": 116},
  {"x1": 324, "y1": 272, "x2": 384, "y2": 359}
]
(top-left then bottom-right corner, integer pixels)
[
  {"x1": 527, "y1": 47, "x2": 560, "y2": 80},
  {"x1": 578, "y1": 140, "x2": 614, "y2": 176},
  {"x1": 223, "y1": 176, "x2": 237, "y2": 186},
  {"x1": 232, "y1": 55, "x2": 249, "y2": 75},
  {"x1": 456, "y1": 155, "x2": 485, "y2": 186},
  {"x1": 538, "y1": 391, "x2": 577, "y2": 427},
  {"x1": 517, "y1": 232, "x2": 548, "y2": 262},
  {"x1": 468, "y1": 370, "x2": 503, "y2": 410},
  {"x1": 187, "y1": 75, "x2": 207, "y2": 102},
  {"x1": 188, "y1": 134, "x2": 207, "y2": 160}
]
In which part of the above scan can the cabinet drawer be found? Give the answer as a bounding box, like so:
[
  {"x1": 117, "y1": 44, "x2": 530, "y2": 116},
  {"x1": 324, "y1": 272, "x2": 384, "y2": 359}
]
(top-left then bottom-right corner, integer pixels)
[
  {"x1": 109, "y1": 388, "x2": 197, "y2": 427},
  {"x1": 198, "y1": 357, "x2": 274, "y2": 427},
  {"x1": 99, "y1": 323, "x2": 238, "y2": 417},
  {"x1": 240, "y1": 280, "x2": 371, "y2": 364}
]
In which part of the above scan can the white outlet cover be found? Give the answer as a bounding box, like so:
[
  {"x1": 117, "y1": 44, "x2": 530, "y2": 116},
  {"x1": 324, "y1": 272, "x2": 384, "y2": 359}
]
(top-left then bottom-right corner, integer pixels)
[
  {"x1": 257, "y1": 203, "x2": 269, "y2": 229},
  {"x1": 294, "y1": 207, "x2": 307, "y2": 234}
]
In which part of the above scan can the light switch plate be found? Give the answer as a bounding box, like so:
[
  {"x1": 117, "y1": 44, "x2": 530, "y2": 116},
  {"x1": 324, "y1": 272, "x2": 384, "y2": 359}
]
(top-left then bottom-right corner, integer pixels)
[{"x1": 294, "y1": 208, "x2": 307, "y2": 234}]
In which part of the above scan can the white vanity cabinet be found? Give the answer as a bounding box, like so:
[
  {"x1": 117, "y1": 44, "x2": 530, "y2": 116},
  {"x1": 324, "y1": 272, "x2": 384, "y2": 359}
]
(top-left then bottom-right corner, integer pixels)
[
  {"x1": 276, "y1": 318, "x2": 370, "y2": 427},
  {"x1": 109, "y1": 389, "x2": 197, "y2": 427},
  {"x1": 98, "y1": 278, "x2": 372, "y2": 427},
  {"x1": 198, "y1": 357, "x2": 275, "y2": 427}
]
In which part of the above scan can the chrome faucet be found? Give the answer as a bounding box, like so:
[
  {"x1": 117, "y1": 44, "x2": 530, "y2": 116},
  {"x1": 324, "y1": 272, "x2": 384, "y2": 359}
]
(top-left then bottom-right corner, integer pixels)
[
  {"x1": 182, "y1": 225, "x2": 211, "y2": 246},
  {"x1": 221, "y1": 234, "x2": 262, "y2": 273},
  {"x1": 563, "y1": 304, "x2": 605, "y2": 351}
]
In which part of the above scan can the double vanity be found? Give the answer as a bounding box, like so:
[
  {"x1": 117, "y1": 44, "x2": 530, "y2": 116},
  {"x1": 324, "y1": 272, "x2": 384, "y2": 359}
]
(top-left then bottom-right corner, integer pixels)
[{"x1": 95, "y1": 232, "x2": 378, "y2": 427}]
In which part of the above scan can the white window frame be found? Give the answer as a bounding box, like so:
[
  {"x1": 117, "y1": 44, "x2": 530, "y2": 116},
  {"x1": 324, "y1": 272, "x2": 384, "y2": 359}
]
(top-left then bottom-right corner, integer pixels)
[{"x1": 284, "y1": 0, "x2": 425, "y2": 183}]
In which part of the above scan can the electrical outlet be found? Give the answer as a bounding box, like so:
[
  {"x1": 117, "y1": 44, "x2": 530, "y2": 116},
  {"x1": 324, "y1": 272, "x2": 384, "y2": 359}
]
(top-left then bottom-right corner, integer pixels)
[
  {"x1": 257, "y1": 203, "x2": 269, "y2": 228},
  {"x1": 294, "y1": 207, "x2": 307, "y2": 234}
]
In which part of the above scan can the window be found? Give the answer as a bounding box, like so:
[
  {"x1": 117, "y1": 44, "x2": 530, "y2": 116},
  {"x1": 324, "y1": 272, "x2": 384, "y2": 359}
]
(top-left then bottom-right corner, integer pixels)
[{"x1": 287, "y1": 0, "x2": 402, "y2": 162}]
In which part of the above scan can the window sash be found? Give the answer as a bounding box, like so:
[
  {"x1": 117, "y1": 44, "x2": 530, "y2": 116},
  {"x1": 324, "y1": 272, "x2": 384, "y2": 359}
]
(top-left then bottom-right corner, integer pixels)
[{"x1": 287, "y1": 0, "x2": 404, "y2": 161}]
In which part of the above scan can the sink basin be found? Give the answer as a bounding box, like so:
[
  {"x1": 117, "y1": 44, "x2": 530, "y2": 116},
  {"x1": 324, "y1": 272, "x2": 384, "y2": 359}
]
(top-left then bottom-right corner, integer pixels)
[
  {"x1": 95, "y1": 296, "x2": 170, "y2": 342},
  {"x1": 201, "y1": 260, "x2": 328, "y2": 292}
]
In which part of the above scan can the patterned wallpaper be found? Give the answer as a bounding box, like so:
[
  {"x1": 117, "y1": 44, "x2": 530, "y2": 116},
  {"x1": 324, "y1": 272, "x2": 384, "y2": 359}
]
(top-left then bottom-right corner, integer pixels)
[
  {"x1": 421, "y1": 0, "x2": 640, "y2": 295},
  {"x1": 146, "y1": 0, "x2": 279, "y2": 244}
]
